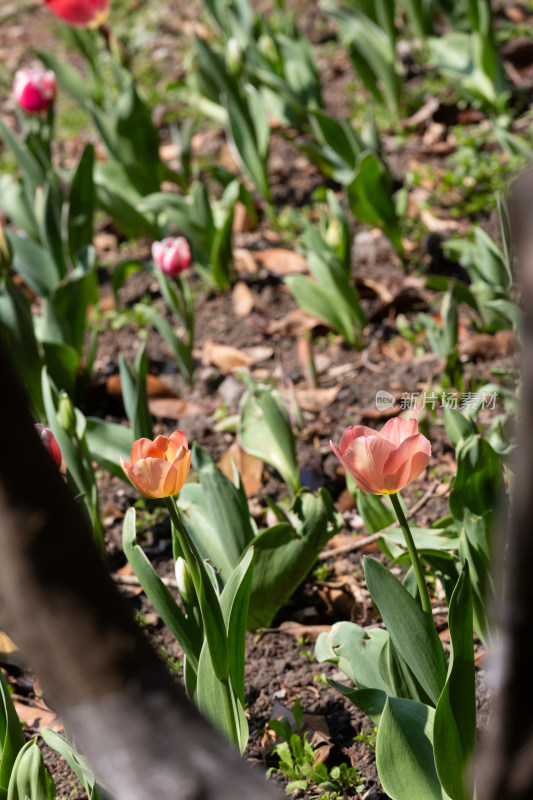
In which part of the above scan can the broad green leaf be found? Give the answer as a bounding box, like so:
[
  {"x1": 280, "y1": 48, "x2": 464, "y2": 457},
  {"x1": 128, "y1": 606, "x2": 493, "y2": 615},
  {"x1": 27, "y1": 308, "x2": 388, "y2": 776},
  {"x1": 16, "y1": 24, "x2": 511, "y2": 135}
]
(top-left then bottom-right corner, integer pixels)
[
  {"x1": 7, "y1": 232, "x2": 60, "y2": 297},
  {"x1": 122, "y1": 508, "x2": 201, "y2": 671},
  {"x1": 118, "y1": 345, "x2": 153, "y2": 441},
  {"x1": 349, "y1": 483, "x2": 394, "y2": 533},
  {"x1": 43, "y1": 259, "x2": 98, "y2": 355},
  {"x1": 364, "y1": 557, "x2": 447, "y2": 705},
  {"x1": 0, "y1": 175, "x2": 39, "y2": 240},
  {"x1": 443, "y1": 409, "x2": 477, "y2": 449},
  {"x1": 0, "y1": 120, "x2": 44, "y2": 189},
  {"x1": 238, "y1": 384, "x2": 300, "y2": 494},
  {"x1": 68, "y1": 144, "x2": 95, "y2": 264},
  {"x1": 376, "y1": 697, "x2": 450, "y2": 800},
  {"x1": 315, "y1": 622, "x2": 389, "y2": 691},
  {"x1": 7, "y1": 740, "x2": 52, "y2": 800},
  {"x1": 85, "y1": 418, "x2": 134, "y2": 479},
  {"x1": 42, "y1": 730, "x2": 108, "y2": 799},
  {"x1": 220, "y1": 549, "x2": 254, "y2": 704},
  {"x1": 35, "y1": 183, "x2": 66, "y2": 280},
  {"x1": 41, "y1": 342, "x2": 80, "y2": 399},
  {"x1": 434, "y1": 564, "x2": 475, "y2": 800},
  {"x1": 248, "y1": 490, "x2": 337, "y2": 629},
  {"x1": 195, "y1": 642, "x2": 248, "y2": 752},
  {"x1": 347, "y1": 152, "x2": 403, "y2": 253},
  {"x1": 0, "y1": 278, "x2": 43, "y2": 416},
  {"x1": 178, "y1": 445, "x2": 255, "y2": 583},
  {"x1": 0, "y1": 668, "x2": 25, "y2": 794}
]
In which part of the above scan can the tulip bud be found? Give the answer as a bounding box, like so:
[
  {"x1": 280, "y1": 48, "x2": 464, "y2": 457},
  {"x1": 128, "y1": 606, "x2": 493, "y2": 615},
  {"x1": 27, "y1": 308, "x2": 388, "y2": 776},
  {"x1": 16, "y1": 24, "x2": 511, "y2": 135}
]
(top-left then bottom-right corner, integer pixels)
[
  {"x1": 325, "y1": 219, "x2": 343, "y2": 249},
  {"x1": 45, "y1": 0, "x2": 110, "y2": 28},
  {"x1": 12, "y1": 65, "x2": 56, "y2": 114},
  {"x1": 226, "y1": 37, "x2": 243, "y2": 76},
  {"x1": 0, "y1": 224, "x2": 13, "y2": 273},
  {"x1": 34, "y1": 423, "x2": 62, "y2": 467},
  {"x1": 58, "y1": 391, "x2": 77, "y2": 436},
  {"x1": 175, "y1": 557, "x2": 195, "y2": 605},
  {"x1": 152, "y1": 237, "x2": 192, "y2": 278},
  {"x1": 257, "y1": 34, "x2": 277, "y2": 63}
]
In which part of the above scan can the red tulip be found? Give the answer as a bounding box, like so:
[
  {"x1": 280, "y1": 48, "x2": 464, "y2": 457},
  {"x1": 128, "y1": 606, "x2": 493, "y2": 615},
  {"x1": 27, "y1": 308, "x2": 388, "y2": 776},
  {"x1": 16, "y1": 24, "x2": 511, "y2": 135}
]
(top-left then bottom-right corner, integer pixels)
[
  {"x1": 13, "y1": 66, "x2": 56, "y2": 114},
  {"x1": 34, "y1": 423, "x2": 62, "y2": 467},
  {"x1": 121, "y1": 431, "x2": 191, "y2": 499},
  {"x1": 152, "y1": 237, "x2": 192, "y2": 277},
  {"x1": 45, "y1": 0, "x2": 110, "y2": 28},
  {"x1": 331, "y1": 417, "x2": 431, "y2": 495}
]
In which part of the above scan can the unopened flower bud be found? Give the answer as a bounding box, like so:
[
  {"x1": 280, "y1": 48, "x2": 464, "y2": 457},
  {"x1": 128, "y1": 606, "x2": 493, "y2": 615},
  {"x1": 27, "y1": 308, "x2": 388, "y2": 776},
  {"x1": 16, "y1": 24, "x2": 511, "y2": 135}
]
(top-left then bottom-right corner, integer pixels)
[
  {"x1": 12, "y1": 65, "x2": 56, "y2": 114},
  {"x1": 226, "y1": 37, "x2": 243, "y2": 76},
  {"x1": 152, "y1": 236, "x2": 192, "y2": 278},
  {"x1": 258, "y1": 34, "x2": 277, "y2": 63},
  {"x1": 175, "y1": 556, "x2": 195, "y2": 605},
  {"x1": 34, "y1": 423, "x2": 62, "y2": 466},
  {"x1": 45, "y1": 0, "x2": 110, "y2": 28},
  {"x1": 325, "y1": 219, "x2": 342, "y2": 249},
  {"x1": 58, "y1": 391, "x2": 77, "y2": 436},
  {"x1": 0, "y1": 224, "x2": 13, "y2": 273}
]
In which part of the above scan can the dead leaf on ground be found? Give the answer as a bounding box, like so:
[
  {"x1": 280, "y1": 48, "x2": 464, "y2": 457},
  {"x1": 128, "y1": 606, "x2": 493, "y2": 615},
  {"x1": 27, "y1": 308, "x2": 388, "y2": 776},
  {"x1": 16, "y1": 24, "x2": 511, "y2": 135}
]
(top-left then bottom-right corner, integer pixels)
[
  {"x1": 459, "y1": 329, "x2": 518, "y2": 360},
  {"x1": 420, "y1": 207, "x2": 466, "y2": 234},
  {"x1": 115, "y1": 563, "x2": 143, "y2": 597},
  {"x1": 351, "y1": 405, "x2": 402, "y2": 421},
  {"x1": 0, "y1": 631, "x2": 25, "y2": 668},
  {"x1": 266, "y1": 308, "x2": 320, "y2": 337},
  {"x1": 218, "y1": 440, "x2": 264, "y2": 497},
  {"x1": 355, "y1": 276, "x2": 394, "y2": 303},
  {"x1": 276, "y1": 622, "x2": 331, "y2": 642},
  {"x1": 233, "y1": 202, "x2": 256, "y2": 233},
  {"x1": 294, "y1": 386, "x2": 339, "y2": 413},
  {"x1": 381, "y1": 338, "x2": 416, "y2": 362},
  {"x1": 148, "y1": 397, "x2": 219, "y2": 419},
  {"x1": 13, "y1": 698, "x2": 62, "y2": 732},
  {"x1": 234, "y1": 247, "x2": 259, "y2": 275},
  {"x1": 402, "y1": 96, "x2": 440, "y2": 128},
  {"x1": 253, "y1": 248, "x2": 308, "y2": 276},
  {"x1": 201, "y1": 341, "x2": 273, "y2": 374},
  {"x1": 232, "y1": 281, "x2": 255, "y2": 318},
  {"x1": 107, "y1": 373, "x2": 178, "y2": 398}
]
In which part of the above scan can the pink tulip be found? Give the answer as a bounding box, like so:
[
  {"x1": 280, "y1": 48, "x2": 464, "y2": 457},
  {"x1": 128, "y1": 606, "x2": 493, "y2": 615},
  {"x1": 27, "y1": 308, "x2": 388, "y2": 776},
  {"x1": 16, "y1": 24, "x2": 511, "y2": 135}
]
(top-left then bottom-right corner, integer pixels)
[
  {"x1": 13, "y1": 67, "x2": 56, "y2": 114},
  {"x1": 331, "y1": 417, "x2": 431, "y2": 495},
  {"x1": 45, "y1": 0, "x2": 110, "y2": 27},
  {"x1": 152, "y1": 237, "x2": 192, "y2": 277},
  {"x1": 34, "y1": 423, "x2": 62, "y2": 467}
]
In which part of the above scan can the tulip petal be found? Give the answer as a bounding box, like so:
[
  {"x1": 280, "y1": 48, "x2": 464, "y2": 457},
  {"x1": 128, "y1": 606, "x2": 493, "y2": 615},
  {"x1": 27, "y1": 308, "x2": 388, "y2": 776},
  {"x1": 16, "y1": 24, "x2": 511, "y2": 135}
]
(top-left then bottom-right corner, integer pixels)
[
  {"x1": 380, "y1": 417, "x2": 418, "y2": 447},
  {"x1": 383, "y1": 433, "x2": 431, "y2": 493},
  {"x1": 330, "y1": 441, "x2": 378, "y2": 493},
  {"x1": 131, "y1": 438, "x2": 165, "y2": 461},
  {"x1": 126, "y1": 457, "x2": 173, "y2": 498},
  {"x1": 345, "y1": 435, "x2": 396, "y2": 494},
  {"x1": 338, "y1": 425, "x2": 381, "y2": 453}
]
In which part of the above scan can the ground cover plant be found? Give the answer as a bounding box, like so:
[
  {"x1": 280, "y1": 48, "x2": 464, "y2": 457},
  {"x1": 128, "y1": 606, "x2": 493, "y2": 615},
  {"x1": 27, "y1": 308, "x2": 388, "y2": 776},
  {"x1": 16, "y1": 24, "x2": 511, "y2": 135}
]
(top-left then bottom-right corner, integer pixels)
[{"x1": 0, "y1": 0, "x2": 528, "y2": 797}]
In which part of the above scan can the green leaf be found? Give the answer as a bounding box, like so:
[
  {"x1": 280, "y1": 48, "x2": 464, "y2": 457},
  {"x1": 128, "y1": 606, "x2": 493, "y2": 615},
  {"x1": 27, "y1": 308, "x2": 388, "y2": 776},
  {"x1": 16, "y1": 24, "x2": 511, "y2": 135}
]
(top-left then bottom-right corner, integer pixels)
[
  {"x1": 178, "y1": 445, "x2": 255, "y2": 583},
  {"x1": 220, "y1": 549, "x2": 254, "y2": 705},
  {"x1": 114, "y1": 73, "x2": 161, "y2": 195},
  {"x1": 434, "y1": 564, "x2": 475, "y2": 800},
  {"x1": 195, "y1": 643, "x2": 248, "y2": 752},
  {"x1": 248, "y1": 490, "x2": 337, "y2": 629},
  {"x1": 34, "y1": 182, "x2": 67, "y2": 280},
  {"x1": 376, "y1": 697, "x2": 450, "y2": 800},
  {"x1": 118, "y1": 345, "x2": 153, "y2": 441},
  {"x1": 364, "y1": 557, "x2": 447, "y2": 705},
  {"x1": 68, "y1": 144, "x2": 95, "y2": 264},
  {"x1": 0, "y1": 120, "x2": 44, "y2": 189},
  {"x1": 122, "y1": 508, "x2": 201, "y2": 671},
  {"x1": 42, "y1": 255, "x2": 98, "y2": 355},
  {"x1": 7, "y1": 232, "x2": 61, "y2": 297},
  {"x1": 36, "y1": 49, "x2": 96, "y2": 105},
  {"x1": 0, "y1": 175, "x2": 39, "y2": 240},
  {"x1": 41, "y1": 730, "x2": 105, "y2": 798},
  {"x1": 443, "y1": 409, "x2": 477, "y2": 449},
  {"x1": 7, "y1": 740, "x2": 52, "y2": 800},
  {"x1": 134, "y1": 303, "x2": 193, "y2": 386},
  {"x1": 85, "y1": 418, "x2": 134, "y2": 479},
  {"x1": 111, "y1": 259, "x2": 145, "y2": 299},
  {"x1": 238, "y1": 384, "x2": 300, "y2": 494},
  {"x1": 347, "y1": 152, "x2": 403, "y2": 253},
  {"x1": 0, "y1": 669, "x2": 25, "y2": 795}
]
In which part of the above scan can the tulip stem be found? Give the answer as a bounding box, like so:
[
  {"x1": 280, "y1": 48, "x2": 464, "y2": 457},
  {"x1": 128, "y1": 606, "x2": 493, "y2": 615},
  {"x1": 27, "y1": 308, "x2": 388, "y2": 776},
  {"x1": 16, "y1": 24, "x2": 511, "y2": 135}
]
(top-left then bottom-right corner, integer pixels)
[{"x1": 390, "y1": 492, "x2": 432, "y2": 616}]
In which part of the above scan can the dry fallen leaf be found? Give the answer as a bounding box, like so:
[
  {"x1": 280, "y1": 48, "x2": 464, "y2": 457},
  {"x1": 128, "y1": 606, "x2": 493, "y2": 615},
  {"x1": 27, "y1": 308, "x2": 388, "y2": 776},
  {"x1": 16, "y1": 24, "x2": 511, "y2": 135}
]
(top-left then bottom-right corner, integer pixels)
[
  {"x1": 107, "y1": 373, "x2": 178, "y2": 398},
  {"x1": 232, "y1": 202, "x2": 256, "y2": 233},
  {"x1": 232, "y1": 281, "x2": 255, "y2": 318},
  {"x1": 294, "y1": 386, "x2": 339, "y2": 413},
  {"x1": 201, "y1": 341, "x2": 273, "y2": 374},
  {"x1": 266, "y1": 308, "x2": 320, "y2": 337},
  {"x1": 459, "y1": 329, "x2": 518, "y2": 360},
  {"x1": 13, "y1": 698, "x2": 62, "y2": 732},
  {"x1": 253, "y1": 248, "x2": 308, "y2": 276},
  {"x1": 0, "y1": 631, "x2": 25, "y2": 668},
  {"x1": 148, "y1": 397, "x2": 219, "y2": 419},
  {"x1": 115, "y1": 563, "x2": 143, "y2": 597},
  {"x1": 218, "y1": 440, "x2": 264, "y2": 497},
  {"x1": 234, "y1": 248, "x2": 259, "y2": 275}
]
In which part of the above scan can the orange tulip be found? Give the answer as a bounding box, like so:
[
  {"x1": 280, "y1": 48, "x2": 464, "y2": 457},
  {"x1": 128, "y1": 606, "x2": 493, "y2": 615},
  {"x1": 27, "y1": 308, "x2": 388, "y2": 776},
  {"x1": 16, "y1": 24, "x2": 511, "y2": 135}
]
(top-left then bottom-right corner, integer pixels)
[
  {"x1": 331, "y1": 417, "x2": 431, "y2": 495},
  {"x1": 121, "y1": 431, "x2": 191, "y2": 499}
]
